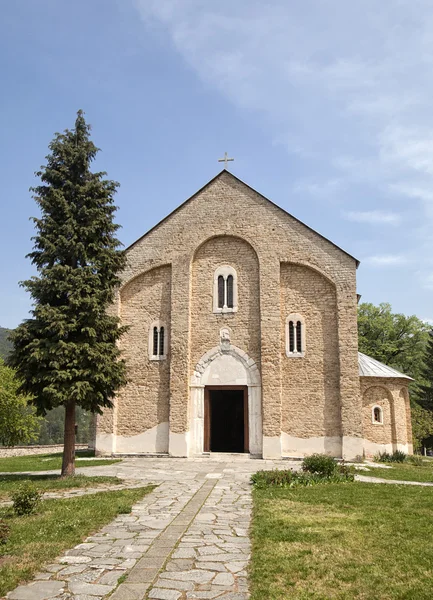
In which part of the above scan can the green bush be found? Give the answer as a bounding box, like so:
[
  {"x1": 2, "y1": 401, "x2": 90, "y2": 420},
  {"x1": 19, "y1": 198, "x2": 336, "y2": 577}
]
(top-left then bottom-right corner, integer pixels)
[
  {"x1": 407, "y1": 455, "x2": 423, "y2": 466},
  {"x1": 251, "y1": 468, "x2": 354, "y2": 489},
  {"x1": 0, "y1": 519, "x2": 10, "y2": 544},
  {"x1": 11, "y1": 483, "x2": 42, "y2": 516},
  {"x1": 302, "y1": 453, "x2": 338, "y2": 476},
  {"x1": 375, "y1": 450, "x2": 407, "y2": 464}
]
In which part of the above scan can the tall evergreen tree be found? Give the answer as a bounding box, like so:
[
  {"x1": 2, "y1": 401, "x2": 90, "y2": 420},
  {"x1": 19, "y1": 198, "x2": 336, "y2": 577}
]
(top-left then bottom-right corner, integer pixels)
[{"x1": 9, "y1": 111, "x2": 127, "y2": 476}]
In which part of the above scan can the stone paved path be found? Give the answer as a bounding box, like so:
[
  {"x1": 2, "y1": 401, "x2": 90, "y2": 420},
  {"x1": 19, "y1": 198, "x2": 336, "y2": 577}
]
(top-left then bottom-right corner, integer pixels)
[
  {"x1": 5, "y1": 457, "x2": 431, "y2": 600},
  {"x1": 4, "y1": 457, "x2": 291, "y2": 600},
  {"x1": 355, "y1": 474, "x2": 433, "y2": 486}
]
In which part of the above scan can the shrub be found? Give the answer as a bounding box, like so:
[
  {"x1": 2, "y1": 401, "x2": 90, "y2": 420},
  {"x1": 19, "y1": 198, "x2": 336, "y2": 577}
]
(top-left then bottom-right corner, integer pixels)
[
  {"x1": 302, "y1": 454, "x2": 338, "y2": 476},
  {"x1": 392, "y1": 450, "x2": 408, "y2": 463},
  {"x1": 374, "y1": 451, "x2": 393, "y2": 463},
  {"x1": 407, "y1": 455, "x2": 423, "y2": 466},
  {"x1": 251, "y1": 467, "x2": 354, "y2": 489},
  {"x1": 11, "y1": 483, "x2": 42, "y2": 516},
  {"x1": 251, "y1": 469, "x2": 298, "y2": 488},
  {"x1": 375, "y1": 450, "x2": 407, "y2": 464},
  {"x1": 0, "y1": 519, "x2": 10, "y2": 544}
]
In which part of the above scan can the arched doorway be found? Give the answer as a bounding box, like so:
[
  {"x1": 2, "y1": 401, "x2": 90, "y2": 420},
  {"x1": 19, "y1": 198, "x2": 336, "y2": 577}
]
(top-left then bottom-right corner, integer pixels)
[{"x1": 190, "y1": 345, "x2": 262, "y2": 456}]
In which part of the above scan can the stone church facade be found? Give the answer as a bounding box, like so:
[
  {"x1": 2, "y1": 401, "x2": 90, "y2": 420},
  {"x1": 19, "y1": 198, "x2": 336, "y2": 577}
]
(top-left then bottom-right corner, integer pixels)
[{"x1": 96, "y1": 171, "x2": 413, "y2": 460}]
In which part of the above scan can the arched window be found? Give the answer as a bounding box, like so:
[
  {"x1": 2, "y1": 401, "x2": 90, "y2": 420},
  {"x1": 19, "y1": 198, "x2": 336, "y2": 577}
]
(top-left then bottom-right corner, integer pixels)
[
  {"x1": 286, "y1": 314, "x2": 305, "y2": 357},
  {"x1": 213, "y1": 266, "x2": 238, "y2": 313},
  {"x1": 372, "y1": 405, "x2": 383, "y2": 424},
  {"x1": 149, "y1": 321, "x2": 167, "y2": 360}
]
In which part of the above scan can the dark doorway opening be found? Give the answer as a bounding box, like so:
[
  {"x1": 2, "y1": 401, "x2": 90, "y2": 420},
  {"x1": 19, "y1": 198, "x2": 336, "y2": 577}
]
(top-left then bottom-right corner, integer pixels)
[{"x1": 204, "y1": 387, "x2": 248, "y2": 453}]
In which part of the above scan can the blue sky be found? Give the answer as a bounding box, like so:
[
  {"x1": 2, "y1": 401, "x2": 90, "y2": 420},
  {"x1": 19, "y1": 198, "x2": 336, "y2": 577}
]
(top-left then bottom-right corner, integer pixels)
[{"x1": 1, "y1": 0, "x2": 432, "y2": 328}]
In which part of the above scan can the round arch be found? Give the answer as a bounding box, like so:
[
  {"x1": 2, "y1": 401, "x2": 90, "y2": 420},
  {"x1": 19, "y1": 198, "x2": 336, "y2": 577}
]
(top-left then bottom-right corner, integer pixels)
[
  {"x1": 191, "y1": 233, "x2": 260, "y2": 266},
  {"x1": 189, "y1": 344, "x2": 262, "y2": 456}
]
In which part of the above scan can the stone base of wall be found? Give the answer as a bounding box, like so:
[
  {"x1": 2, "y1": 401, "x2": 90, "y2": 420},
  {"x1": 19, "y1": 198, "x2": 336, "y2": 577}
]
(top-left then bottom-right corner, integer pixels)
[
  {"x1": 363, "y1": 439, "x2": 411, "y2": 458},
  {"x1": 96, "y1": 423, "x2": 169, "y2": 455},
  {"x1": 0, "y1": 444, "x2": 89, "y2": 458},
  {"x1": 281, "y1": 433, "x2": 342, "y2": 458}
]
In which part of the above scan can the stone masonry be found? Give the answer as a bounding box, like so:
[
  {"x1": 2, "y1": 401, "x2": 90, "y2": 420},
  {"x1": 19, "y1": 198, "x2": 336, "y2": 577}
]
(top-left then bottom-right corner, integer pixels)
[{"x1": 96, "y1": 170, "x2": 412, "y2": 459}]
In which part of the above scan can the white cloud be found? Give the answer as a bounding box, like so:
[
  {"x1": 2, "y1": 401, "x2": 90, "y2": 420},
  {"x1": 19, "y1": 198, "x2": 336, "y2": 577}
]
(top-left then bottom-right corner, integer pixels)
[
  {"x1": 135, "y1": 0, "x2": 433, "y2": 304},
  {"x1": 363, "y1": 254, "x2": 410, "y2": 267},
  {"x1": 343, "y1": 210, "x2": 401, "y2": 225}
]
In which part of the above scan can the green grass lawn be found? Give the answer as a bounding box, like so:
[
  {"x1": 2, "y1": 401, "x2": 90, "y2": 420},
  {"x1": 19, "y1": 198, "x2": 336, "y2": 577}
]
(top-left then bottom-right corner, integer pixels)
[
  {"x1": 251, "y1": 482, "x2": 433, "y2": 599},
  {"x1": 0, "y1": 473, "x2": 122, "y2": 501},
  {"x1": 0, "y1": 486, "x2": 154, "y2": 596},
  {"x1": 0, "y1": 452, "x2": 120, "y2": 473},
  {"x1": 363, "y1": 462, "x2": 433, "y2": 483}
]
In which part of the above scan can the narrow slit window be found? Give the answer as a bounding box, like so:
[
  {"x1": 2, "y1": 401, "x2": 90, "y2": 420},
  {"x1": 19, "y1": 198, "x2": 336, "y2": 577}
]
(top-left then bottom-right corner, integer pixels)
[
  {"x1": 153, "y1": 326, "x2": 159, "y2": 356},
  {"x1": 159, "y1": 327, "x2": 165, "y2": 356},
  {"x1": 296, "y1": 321, "x2": 302, "y2": 353},
  {"x1": 218, "y1": 275, "x2": 225, "y2": 309},
  {"x1": 227, "y1": 275, "x2": 234, "y2": 308},
  {"x1": 373, "y1": 406, "x2": 382, "y2": 423},
  {"x1": 289, "y1": 321, "x2": 295, "y2": 353}
]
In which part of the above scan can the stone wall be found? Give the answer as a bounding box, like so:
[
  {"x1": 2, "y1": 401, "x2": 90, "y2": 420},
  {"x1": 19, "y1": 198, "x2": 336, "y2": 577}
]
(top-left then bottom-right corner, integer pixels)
[
  {"x1": 96, "y1": 171, "x2": 361, "y2": 458},
  {"x1": 97, "y1": 265, "x2": 171, "y2": 453},
  {"x1": 360, "y1": 378, "x2": 412, "y2": 456},
  {"x1": 280, "y1": 263, "x2": 341, "y2": 456},
  {"x1": 362, "y1": 385, "x2": 393, "y2": 449},
  {"x1": 191, "y1": 235, "x2": 260, "y2": 371},
  {"x1": 0, "y1": 444, "x2": 88, "y2": 458}
]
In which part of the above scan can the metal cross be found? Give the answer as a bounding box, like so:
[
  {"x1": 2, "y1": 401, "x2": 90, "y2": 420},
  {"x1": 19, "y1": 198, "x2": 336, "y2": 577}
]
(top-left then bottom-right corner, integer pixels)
[{"x1": 218, "y1": 152, "x2": 234, "y2": 169}]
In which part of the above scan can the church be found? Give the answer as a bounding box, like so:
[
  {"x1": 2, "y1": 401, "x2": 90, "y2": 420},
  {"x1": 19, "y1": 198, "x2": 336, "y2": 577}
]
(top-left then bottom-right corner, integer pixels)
[{"x1": 96, "y1": 170, "x2": 413, "y2": 460}]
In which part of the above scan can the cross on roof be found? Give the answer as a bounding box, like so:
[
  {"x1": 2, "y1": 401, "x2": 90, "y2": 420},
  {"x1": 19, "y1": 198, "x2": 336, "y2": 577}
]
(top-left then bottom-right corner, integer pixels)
[{"x1": 218, "y1": 152, "x2": 234, "y2": 169}]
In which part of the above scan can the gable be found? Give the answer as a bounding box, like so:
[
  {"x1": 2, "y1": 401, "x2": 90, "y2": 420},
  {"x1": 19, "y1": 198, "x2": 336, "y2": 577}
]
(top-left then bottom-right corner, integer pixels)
[{"x1": 126, "y1": 170, "x2": 359, "y2": 267}]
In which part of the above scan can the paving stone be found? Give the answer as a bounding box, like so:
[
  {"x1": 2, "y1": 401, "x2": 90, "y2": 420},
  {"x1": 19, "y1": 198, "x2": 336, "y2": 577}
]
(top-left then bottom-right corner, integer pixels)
[
  {"x1": 126, "y1": 566, "x2": 159, "y2": 583},
  {"x1": 156, "y1": 577, "x2": 195, "y2": 591},
  {"x1": 214, "y1": 573, "x2": 235, "y2": 586},
  {"x1": 196, "y1": 562, "x2": 227, "y2": 572},
  {"x1": 44, "y1": 564, "x2": 63, "y2": 573},
  {"x1": 58, "y1": 565, "x2": 88, "y2": 576},
  {"x1": 72, "y1": 595, "x2": 104, "y2": 600},
  {"x1": 68, "y1": 568, "x2": 104, "y2": 583},
  {"x1": 162, "y1": 570, "x2": 215, "y2": 583},
  {"x1": 148, "y1": 589, "x2": 182, "y2": 600},
  {"x1": 225, "y1": 562, "x2": 247, "y2": 573},
  {"x1": 109, "y1": 583, "x2": 150, "y2": 600},
  {"x1": 172, "y1": 548, "x2": 196, "y2": 559},
  {"x1": 165, "y1": 559, "x2": 195, "y2": 571},
  {"x1": 214, "y1": 594, "x2": 250, "y2": 600},
  {"x1": 8, "y1": 580, "x2": 65, "y2": 599},
  {"x1": 118, "y1": 558, "x2": 138, "y2": 569},
  {"x1": 98, "y1": 569, "x2": 126, "y2": 585},
  {"x1": 197, "y1": 545, "x2": 223, "y2": 556},
  {"x1": 196, "y1": 554, "x2": 248, "y2": 563},
  {"x1": 186, "y1": 592, "x2": 224, "y2": 599},
  {"x1": 68, "y1": 580, "x2": 115, "y2": 595}
]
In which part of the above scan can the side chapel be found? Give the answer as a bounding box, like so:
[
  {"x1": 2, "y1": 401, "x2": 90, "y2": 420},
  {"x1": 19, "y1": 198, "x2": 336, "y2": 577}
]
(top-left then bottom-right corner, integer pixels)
[{"x1": 96, "y1": 170, "x2": 413, "y2": 460}]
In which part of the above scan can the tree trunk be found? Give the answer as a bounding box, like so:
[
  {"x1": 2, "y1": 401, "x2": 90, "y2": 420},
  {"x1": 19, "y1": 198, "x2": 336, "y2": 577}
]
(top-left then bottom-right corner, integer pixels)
[{"x1": 61, "y1": 401, "x2": 76, "y2": 477}]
